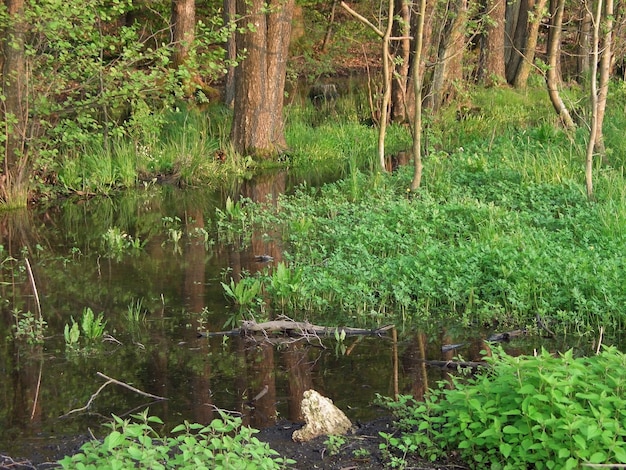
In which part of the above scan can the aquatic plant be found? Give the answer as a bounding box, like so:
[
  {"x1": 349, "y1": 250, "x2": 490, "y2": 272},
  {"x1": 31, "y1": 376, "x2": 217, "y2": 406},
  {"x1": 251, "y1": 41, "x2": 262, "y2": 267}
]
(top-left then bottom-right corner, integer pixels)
[
  {"x1": 58, "y1": 408, "x2": 294, "y2": 469},
  {"x1": 101, "y1": 227, "x2": 144, "y2": 258},
  {"x1": 379, "y1": 347, "x2": 626, "y2": 469},
  {"x1": 11, "y1": 308, "x2": 47, "y2": 345},
  {"x1": 64, "y1": 307, "x2": 107, "y2": 352},
  {"x1": 221, "y1": 277, "x2": 263, "y2": 328}
]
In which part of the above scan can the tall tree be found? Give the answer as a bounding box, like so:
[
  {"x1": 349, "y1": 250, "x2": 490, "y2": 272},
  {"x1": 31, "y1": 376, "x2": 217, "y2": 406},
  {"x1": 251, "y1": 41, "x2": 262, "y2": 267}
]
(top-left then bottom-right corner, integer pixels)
[
  {"x1": 1, "y1": 0, "x2": 28, "y2": 206},
  {"x1": 512, "y1": 0, "x2": 548, "y2": 88},
  {"x1": 230, "y1": 0, "x2": 295, "y2": 157},
  {"x1": 480, "y1": 0, "x2": 506, "y2": 84},
  {"x1": 171, "y1": 0, "x2": 195, "y2": 69}
]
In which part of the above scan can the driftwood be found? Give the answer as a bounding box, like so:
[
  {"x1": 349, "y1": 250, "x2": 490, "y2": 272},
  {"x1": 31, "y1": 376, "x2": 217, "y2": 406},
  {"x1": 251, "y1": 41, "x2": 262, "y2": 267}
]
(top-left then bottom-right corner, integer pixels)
[{"x1": 199, "y1": 320, "x2": 395, "y2": 339}]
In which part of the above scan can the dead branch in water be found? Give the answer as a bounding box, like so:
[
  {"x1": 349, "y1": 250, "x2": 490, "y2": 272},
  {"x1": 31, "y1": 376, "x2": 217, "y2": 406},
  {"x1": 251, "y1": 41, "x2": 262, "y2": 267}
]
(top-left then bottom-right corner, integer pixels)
[
  {"x1": 198, "y1": 319, "x2": 395, "y2": 340},
  {"x1": 60, "y1": 372, "x2": 167, "y2": 418}
]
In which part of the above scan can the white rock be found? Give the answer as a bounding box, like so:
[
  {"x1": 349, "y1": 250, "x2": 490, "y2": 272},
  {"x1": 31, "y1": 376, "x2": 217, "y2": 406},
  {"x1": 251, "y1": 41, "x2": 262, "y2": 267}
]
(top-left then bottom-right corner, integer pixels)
[{"x1": 292, "y1": 389, "x2": 352, "y2": 442}]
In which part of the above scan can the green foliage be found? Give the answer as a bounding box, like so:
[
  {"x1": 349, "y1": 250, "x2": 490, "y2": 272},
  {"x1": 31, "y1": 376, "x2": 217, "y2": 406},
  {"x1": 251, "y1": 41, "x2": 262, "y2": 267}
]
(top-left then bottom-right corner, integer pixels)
[
  {"x1": 58, "y1": 409, "x2": 295, "y2": 469},
  {"x1": 221, "y1": 277, "x2": 263, "y2": 328},
  {"x1": 323, "y1": 434, "x2": 346, "y2": 456},
  {"x1": 101, "y1": 227, "x2": 144, "y2": 258},
  {"x1": 64, "y1": 307, "x2": 107, "y2": 352},
  {"x1": 125, "y1": 298, "x2": 147, "y2": 324},
  {"x1": 266, "y1": 262, "x2": 302, "y2": 312},
  {"x1": 380, "y1": 347, "x2": 626, "y2": 469},
  {"x1": 11, "y1": 309, "x2": 47, "y2": 345}
]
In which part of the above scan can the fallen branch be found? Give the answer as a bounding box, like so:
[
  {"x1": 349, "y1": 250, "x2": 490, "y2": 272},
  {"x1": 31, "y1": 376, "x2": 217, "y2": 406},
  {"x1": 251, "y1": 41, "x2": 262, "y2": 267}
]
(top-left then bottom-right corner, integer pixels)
[
  {"x1": 61, "y1": 372, "x2": 167, "y2": 418},
  {"x1": 198, "y1": 320, "x2": 394, "y2": 339}
]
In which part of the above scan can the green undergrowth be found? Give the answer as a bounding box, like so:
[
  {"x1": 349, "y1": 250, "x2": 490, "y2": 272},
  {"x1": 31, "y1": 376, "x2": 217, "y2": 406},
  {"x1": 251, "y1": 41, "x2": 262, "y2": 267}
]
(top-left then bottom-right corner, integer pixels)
[
  {"x1": 59, "y1": 409, "x2": 294, "y2": 469},
  {"x1": 379, "y1": 347, "x2": 626, "y2": 469},
  {"x1": 217, "y1": 122, "x2": 626, "y2": 337}
]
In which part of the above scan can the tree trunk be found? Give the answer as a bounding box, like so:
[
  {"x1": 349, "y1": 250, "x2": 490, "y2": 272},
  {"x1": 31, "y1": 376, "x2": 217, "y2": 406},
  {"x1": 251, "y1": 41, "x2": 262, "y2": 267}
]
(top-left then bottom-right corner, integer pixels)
[
  {"x1": 231, "y1": 0, "x2": 294, "y2": 157},
  {"x1": 505, "y1": 0, "x2": 528, "y2": 84},
  {"x1": 513, "y1": 0, "x2": 548, "y2": 88},
  {"x1": 223, "y1": 0, "x2": 236, "y2": 107},
  {"x1": 171, "y1": 0, "x2": 195, "y2": 69},
  {"x1": 545, "y1": 0, "x2": 575, "y2": 129},
  {"x1": 378, "y1": 0, "x2": 395, "y2": 170},
  {"x1": 427, "y1": 0, "x2": 468, "y2": 111},
  {"x1": 480, "y1": 0, "x2": 506, "y2": 84},
  {"x1": 1, "y1": 0, "x2": 28, "y2": 206},
  {"x1": 390, "y1": 0, "x2": 411, "y2": 123},
  {"x1": 593, "y1": 0, "x2": 613, "y2": 156},
  {"x1": 410, "y1": 0, "x2": 427, "y2": 191},
  {"x1": 577, "y1": 4, "x2": 592, "y2": 81}
]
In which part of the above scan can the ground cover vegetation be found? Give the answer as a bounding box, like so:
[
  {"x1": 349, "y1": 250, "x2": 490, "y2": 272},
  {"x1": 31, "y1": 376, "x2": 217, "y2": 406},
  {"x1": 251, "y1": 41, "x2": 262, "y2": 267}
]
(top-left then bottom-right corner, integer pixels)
[{"x1": 380, "y1": 347, "x2": 626, "y2": 469}]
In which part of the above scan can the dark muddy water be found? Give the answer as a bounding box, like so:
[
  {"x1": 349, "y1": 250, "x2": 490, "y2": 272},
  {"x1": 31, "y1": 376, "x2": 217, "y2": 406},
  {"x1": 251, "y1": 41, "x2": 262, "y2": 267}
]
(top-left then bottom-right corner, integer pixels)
[{"x1": 0, "y1": 172, "x2": 566, "y2": 463}]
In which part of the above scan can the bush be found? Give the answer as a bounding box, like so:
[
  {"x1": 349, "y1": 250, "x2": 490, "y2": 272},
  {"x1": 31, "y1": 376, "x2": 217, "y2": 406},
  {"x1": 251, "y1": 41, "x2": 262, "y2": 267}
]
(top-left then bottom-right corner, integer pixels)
[
  {"x1": 380, "y1": 347, "x2": 626, "y2": 469},
  {"x1": 58, "y1": 409, "x2": 295, "y2": 469}
]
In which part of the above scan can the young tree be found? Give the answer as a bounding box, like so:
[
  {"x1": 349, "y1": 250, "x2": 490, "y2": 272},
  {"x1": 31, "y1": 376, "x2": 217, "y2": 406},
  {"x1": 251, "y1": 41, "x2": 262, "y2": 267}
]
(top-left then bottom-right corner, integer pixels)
[
  {"x1": 410, "y1": 0, "x2": 427, "y2": 190},
  {"x1": 545, "y1": 0, "x2": 575, "y2": 129},
  {"x1": 586, "y1": 0, "x2": 614, "y2": 198},
  {"x1": 230, "y1": 0, "x2": 295, "y2": 158}
]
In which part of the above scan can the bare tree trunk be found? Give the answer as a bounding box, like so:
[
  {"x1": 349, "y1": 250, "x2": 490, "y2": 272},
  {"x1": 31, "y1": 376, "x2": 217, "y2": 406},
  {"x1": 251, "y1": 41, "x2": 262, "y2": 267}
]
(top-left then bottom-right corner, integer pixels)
[
  {"x1": 586, "y1": 0, "x2": 602, "y2": 199},
  {"x1": 480, "y1": 0, "x2": 506, "y2": 84},
  {"x1": 427, "y1": 0, "x2": 468, "y2": 111},
  {"x1": 410, "y1": 0, "x2": 427, "y2": 191},
  {"x1": 171, "y1": 0, "x2": 195, "y2": 69},
  {"x1": 513, "y1": 0, "x2": 548, "y2": 88},
  {"x1": 505, "y1": 0, "x2": 528, "y2": 84},
  {"x1": 546, "y1": 0, "x2": 575, "y2": 129},
  {"x1": 231, "y1": 0, "x2": 294, "y2": 157},
  {"x1": 378, "y1": 0, "x2": 395, "y2": 171},
  {"x1": 594, "y1": 0, "x2": 613, "y2": 156},
  {"x1": 578, "y1": 4, "x2": 592, "y2": 81},
  {"x1": 390, "y1": 0, "x2": 411, "y2": 123},
  {"x1": 1, "y1": 0, "x2": 28, "y2": 206}
]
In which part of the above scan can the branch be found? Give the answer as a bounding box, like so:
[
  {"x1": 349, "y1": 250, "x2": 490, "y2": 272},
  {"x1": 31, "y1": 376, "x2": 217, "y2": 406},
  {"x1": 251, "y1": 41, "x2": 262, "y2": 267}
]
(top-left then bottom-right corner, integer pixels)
[
  {"x1": 340, "y1": 1, "x2": 384, "y2": 37},
  {"x1": 61, "y1": 372, "x2": 167, "y2": 418}
]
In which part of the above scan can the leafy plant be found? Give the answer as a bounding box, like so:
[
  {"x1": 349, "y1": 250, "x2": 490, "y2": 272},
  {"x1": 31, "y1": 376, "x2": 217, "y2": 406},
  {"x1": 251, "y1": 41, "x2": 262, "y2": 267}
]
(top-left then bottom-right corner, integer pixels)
[
  {"x1": 125, "y1": 298, "x2": 147, "y2": 325},
  {"x1": 64, "y1": 307, "x2": 107, "y2": 352},
  {"x1": 323, "y1": 434, "x2": 346, "y2": 456},
  {"x1": 102, "y1": 227, "x2": 144, "y2": 258},
  {"x1": 58, "y1": 408, "x2": 295, "y2": 469},
  {"x1": 380, "y1": 347, "x2": 626, "y2": 469},
  {"x1": 221, "y1": 277, "x2": 263, "y2": 328},
  {"x1": 12, "y1": 308, "x2": 47, "y2": 345},
  {"x1": 267, "y1": 262, "x2": 302, "y2": 312}
]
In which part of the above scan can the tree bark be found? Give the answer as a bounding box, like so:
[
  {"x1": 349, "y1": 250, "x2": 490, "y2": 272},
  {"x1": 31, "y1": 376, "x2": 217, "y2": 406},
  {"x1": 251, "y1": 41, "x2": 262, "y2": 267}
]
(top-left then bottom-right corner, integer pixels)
[
  {"x1": 593, "y1": 0, "x2": 613, "y2": 156},
  {"x1": 171, "y1": 0, "x2": 195, "y2": 69},
  {"x1": 410, "y1": 0, "x2": 427, "y2": 191},
  {"x1": 545, "y1": 0, "x2": 575, "y2": 130},
  {"x1": 231, "y1": 0, "x2": 294, "y2": 157},
  {"x1": 427, "y1": 0, "x2": 468, "y2": 111},
  {"x1": 513, "y1": 0, "x2": 548, "y2": 88},
  {"x1": 1, "y1": 0, "x2": 28, "y2": 206},
  {"x1": 480, "y1": 0, "x2": 507, "y2": 84}
]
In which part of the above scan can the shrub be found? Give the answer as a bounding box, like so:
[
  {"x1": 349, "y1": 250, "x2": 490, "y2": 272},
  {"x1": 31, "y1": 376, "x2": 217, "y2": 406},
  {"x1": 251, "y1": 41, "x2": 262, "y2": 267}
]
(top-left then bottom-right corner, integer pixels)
[
  {"x1": 380, "y1": 347, "x2": 626, "y2": 469},
  {"x1": 58, "y1": 409, "x2": 295, "y2": 469}
]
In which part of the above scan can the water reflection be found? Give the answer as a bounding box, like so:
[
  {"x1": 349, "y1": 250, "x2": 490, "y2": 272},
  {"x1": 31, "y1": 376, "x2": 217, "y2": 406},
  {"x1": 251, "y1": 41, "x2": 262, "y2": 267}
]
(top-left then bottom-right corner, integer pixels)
[{"x1": 0, "y1": 177, "x2": 560, "y2": 463}]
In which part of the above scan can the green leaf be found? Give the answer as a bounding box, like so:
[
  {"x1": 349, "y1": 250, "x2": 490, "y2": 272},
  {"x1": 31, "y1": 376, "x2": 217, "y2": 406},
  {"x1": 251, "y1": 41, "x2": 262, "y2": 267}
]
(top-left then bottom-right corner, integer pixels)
[{"x1": 500, "y1": 442, "x2": 513, "y2": 458}]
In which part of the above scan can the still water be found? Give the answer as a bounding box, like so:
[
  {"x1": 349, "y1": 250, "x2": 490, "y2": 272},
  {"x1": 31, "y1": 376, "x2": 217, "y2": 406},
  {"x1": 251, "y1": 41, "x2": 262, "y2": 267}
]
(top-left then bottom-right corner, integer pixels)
[{"x1": 0, "y1": 172, "x2": 560, "y2": 463}]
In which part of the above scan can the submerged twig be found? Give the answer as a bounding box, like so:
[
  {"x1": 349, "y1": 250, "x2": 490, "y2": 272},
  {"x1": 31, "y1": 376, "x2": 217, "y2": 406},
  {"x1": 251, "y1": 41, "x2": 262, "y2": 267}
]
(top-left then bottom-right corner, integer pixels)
[
  {"x1": 25, "y1": 258, "x2": 42, "y2": 320},
  {"x1": 61, "y1": 372, "x2": 167, "y2": 418}
]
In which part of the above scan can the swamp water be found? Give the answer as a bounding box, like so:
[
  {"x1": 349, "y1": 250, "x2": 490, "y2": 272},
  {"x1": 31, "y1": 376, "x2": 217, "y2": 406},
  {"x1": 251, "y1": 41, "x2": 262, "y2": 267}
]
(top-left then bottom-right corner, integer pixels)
[{"x1": 0, "y1": 173, "x2": 563, "y2": 463}]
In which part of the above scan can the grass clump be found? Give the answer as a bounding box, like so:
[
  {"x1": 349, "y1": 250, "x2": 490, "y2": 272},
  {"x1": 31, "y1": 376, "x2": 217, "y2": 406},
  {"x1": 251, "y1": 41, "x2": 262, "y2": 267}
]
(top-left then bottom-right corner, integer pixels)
[
  {"x1": 379, "y1": 347, "x2": 626, "y2": 469},
  {"x1": 59, "y1": 409, "x2": 294, "y2": 469}
]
